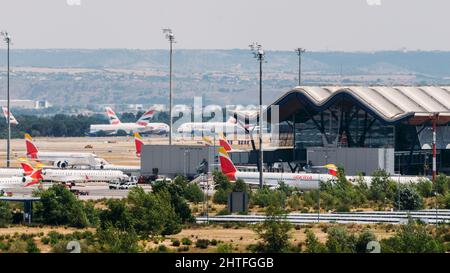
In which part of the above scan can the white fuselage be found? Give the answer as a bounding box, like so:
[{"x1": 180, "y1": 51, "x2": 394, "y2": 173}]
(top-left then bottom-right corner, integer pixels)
[
  {"x1": 90, "y1": 122, "x2": 169, "y2": 135},
  {"x1": 234, "y1": 171, "x2": 325, "y2": 190},
  {"x1": 0, "y1": 168, "x2": 25, "y2": 178},
  {"x1": 235, "y1": 171, "x2": 429, "y2": 190},
  {"x1": 41, "y1": 168, "x2": 127, "y2": 183},
  {"x1": 0, "y1": 176, "x2": 27, "y2": 190},
  {"x1": 31, "y1": 151, "x2": 98, "y2": 168},
  {"x1": 177, "y1": 122, "x2": 245, "y2": 135}
]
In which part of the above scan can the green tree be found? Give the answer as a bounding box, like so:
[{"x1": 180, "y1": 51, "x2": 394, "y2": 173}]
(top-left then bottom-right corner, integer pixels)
[
  {"x1": 415, "y1": 179, "x2": 433, "y2": 198},
  {"x1": 233, "y1": 179, "x2": 248, "y2": 193},
  {"x1": 381, "y1": 220, "x2": 445, "y2": 253},
  {"x1": 213, "y1": 171, "x2": 232, "y2": 191},
  {"x1": 433, "y1": 174, "x2": 449, "y2": 195},
  {"x1": 184, "y1": 183, "x2": 204, "y2": 203},
  {"x1": 34, "y1": 184, "x2": 90, "y2": 228},
  {"x1": 355, "y1": 229, "x2": 377, "y2": 253},
  {"x1": 99, "y1": 199, "x2": 134, "y2": 231},
  {"x1": 304, "y1": 229, "x2": 327, "y2": 253},
  {"x1": 252, "y1": 201, "x2": 293, "y2": 253},
  {"x1": 0, "y1": 201, "x2": 11, "y2": 227},
  {"x1": 326, "y1": 226, "x2": 357, "y2": 253},
  {"x1": 369, "y1": 169, "x2": 397, "y2": 203},
  {"x1": 97, "y1": 224, "x2": 141, "y2": 253},
  {"x1": 395, "y1": 185, "x2": 424, "y2": 211}
]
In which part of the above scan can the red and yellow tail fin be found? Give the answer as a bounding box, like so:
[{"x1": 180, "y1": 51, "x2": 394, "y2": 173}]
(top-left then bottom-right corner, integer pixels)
[
  {"x1": 20, "y1": 161, "x2": 35, "y2": 176},
  {"x1": 218, "y1": 147, "x2": 237, "y2": 180},
  {"x1": 324, "y1": 164, "x2": 338, "y2": 177},
  {"x1": 134, "y1": 132, "x2": 144, "y2": 157},
  {"x1": 218, "y1": 132, "x2": 232, "y2": 151},
  {"x1": 24, "y1": 169, "x2": 43, "y2": 187},
  {"x1": 202, "y1": 136, "x2": 213, "y2": 146},
  {"x1": 24, "y1": 134, "x2": 39, "y2": 158}
]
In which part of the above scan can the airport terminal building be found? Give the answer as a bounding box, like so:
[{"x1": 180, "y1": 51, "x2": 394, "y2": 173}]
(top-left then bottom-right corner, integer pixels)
[{"x1": 259, "y1": 86, "x2": 450, "y2": 176}]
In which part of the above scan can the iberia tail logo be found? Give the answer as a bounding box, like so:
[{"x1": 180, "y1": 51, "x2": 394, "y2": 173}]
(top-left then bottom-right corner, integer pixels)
[
  {"x1": 202, "y1": 136, "x2": 213, "y2": 146},
  {"x1": 134, "y1": 132, "x2": 144, "y2": 157},
  {"x1": 24, "y1": 133, "x2": 39, "y2": 158},
  {"x1": 325, "y1": 164, "x2": 338, "y2": 176},
  {"x1": 218, "y1": 132, "x2": 232, "y2": 151},
  {"x1": 218, "y1": 147, "x2": 237, "y2": 180}
]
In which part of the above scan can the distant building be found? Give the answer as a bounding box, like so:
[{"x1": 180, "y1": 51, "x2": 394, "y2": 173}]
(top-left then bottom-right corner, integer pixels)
[{"x1": 0, "y1": 99, "x2": 51, "y2": 109}]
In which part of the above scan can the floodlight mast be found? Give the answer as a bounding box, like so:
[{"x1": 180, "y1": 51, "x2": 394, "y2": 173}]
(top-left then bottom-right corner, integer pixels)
[
  {"x1": 295, "y1": 48, "x2": 306, "y2": 86},
  {"x1": 1, "y1": 31, "x2": 11, "y2": 168},
  {"x1": 163, "y1": 28, "x2": 175, "y2": 145},
  {"x1": 249, "y1": 42, "x2": 265, "y2": 189}
]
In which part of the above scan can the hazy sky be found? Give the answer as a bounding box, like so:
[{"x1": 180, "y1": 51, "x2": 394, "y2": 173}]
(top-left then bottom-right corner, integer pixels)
[{"x1": 0, "y1": 0, "x2": 449, "y2": 51}]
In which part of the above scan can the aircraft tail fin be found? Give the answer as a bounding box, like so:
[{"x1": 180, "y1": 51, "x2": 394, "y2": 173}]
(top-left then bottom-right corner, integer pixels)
[
  {"x1": 218, "y1": 147, "x2": 237, "y2": 179},
  {"x1": 136, "y1": 107, "x2": 156, "y2": 126},
  {"x1": 134, "y1": 132, "x2": 144, "y2": 157},
  {"x1": 218, "y1": 132, "x2": 233, "y2": 151},
  {"x1": 2, "y1": 107, "x2": 18, "y2": 125},
  {"x1": 24, "y1": 133, "x2": 39, "y2": 158},
  {"x1": 105, "y1": 107, "x2": 122, "y2": 125},
  {"x1": 24, "y1": 169, "x2": 43, "y2": 187},
  {"x1": 324, "y1": 164, "x2": 338, "y2": 177}
]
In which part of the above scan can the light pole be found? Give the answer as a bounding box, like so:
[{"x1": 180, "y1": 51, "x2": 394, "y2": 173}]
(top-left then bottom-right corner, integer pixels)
[
  {"x1": 163, "y1": 28, "x2": 175, "y2": 145},
  {"x1": 295, "y1": 48, "x2": 306, "y2": 86},
  {"x1": 1, "y1": 31, "x2": 11, "y2": 168},
  {"x1": 249, "y1": 42, "x2": 265, "y2": 189}
]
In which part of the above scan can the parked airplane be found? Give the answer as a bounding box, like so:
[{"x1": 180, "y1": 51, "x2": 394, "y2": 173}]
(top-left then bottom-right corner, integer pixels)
[
  {"x1": 218, "y1": 147, "x2": 324, "y2": 190},
  {"x1": 21, "y1": 162, "x2": 128, "y2": 183},
  {"x1": 89, "y1": 107, "x2": 169, "y2": 135},
  {"x1": 0, "y1": 169, "x2": 43, "y2": 191},
  {"x1": 177, "y1": 117, "x2": 246, "y2": 136},
  {"x1": 24, "y1": 133, "x2": 99, "y2": 168},
  {"x1": 2, "y1": 107, "x2": 18, "y2": 125}
]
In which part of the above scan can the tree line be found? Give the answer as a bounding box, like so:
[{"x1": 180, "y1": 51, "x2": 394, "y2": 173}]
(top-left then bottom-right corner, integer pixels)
[{"x1": 0, "y1": 111, "x2": 169, "y2": 138}]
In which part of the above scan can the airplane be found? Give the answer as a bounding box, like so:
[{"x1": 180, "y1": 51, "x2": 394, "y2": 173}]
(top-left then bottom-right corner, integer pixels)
[
  {"x1": 2, "y1": 107, "x2": 18, "y2": 125},
  {"x1": 24, "y1": 133, "x2": 100, "y2": 168},
  {"x1": 218, "y1": 146, "x2": 429, "y2": 188},
  {"x1": 0, "y1": 169, "x2": 43, "y2": 191},
  {"x1": 89, "y1": 107, "x2": 169, "y2": 136},
  {"x1": 21, "y1": 162, "x2": 128, "y2": 183},
  {"x1": 218, "y1": 147, "x2": 325, "y2": 190},
  {"x1": 177, "y1": 117, "x2": 246, "y2": 136}
]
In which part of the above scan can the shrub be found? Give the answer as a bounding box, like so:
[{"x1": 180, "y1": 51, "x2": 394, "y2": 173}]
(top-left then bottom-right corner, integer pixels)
[
  {"x1": 8, "y1": 240, "x2": 28, "y2": 253},
  {"x1": 213, "y1": 189, "x2": 230, "y2": 205},
  {"x1": 415, "y1": 179, "x2": 433, "y2": 198},
  {"x1": 177, "y1": 246, "x2": 189, "y2": 252},
  {"x1": 181, "y1": 237, "x2": 192, "y2": 246},
  {"x1": 216, "y1": 243, "x2": 233, "y2": 253},
  {"x1": 195, "y1": 239, "x2": 210, "y2": 249},
  {"x1": 433, "y1": 175, "x2": 449, "y2": 195},
  {"x1": 172, "y1": 239, "x2": 180, "y2": 247}
]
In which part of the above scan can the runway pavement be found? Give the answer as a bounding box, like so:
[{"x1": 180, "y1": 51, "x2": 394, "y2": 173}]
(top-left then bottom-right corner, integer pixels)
[{"x1": 1, "y1": 182, "x2": 153, "y2": 200}]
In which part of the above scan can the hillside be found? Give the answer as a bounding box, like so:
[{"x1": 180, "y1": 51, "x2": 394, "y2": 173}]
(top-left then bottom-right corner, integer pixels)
[{"x1": 1, "y1": 49, "x2": 450, "y2": 106}]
